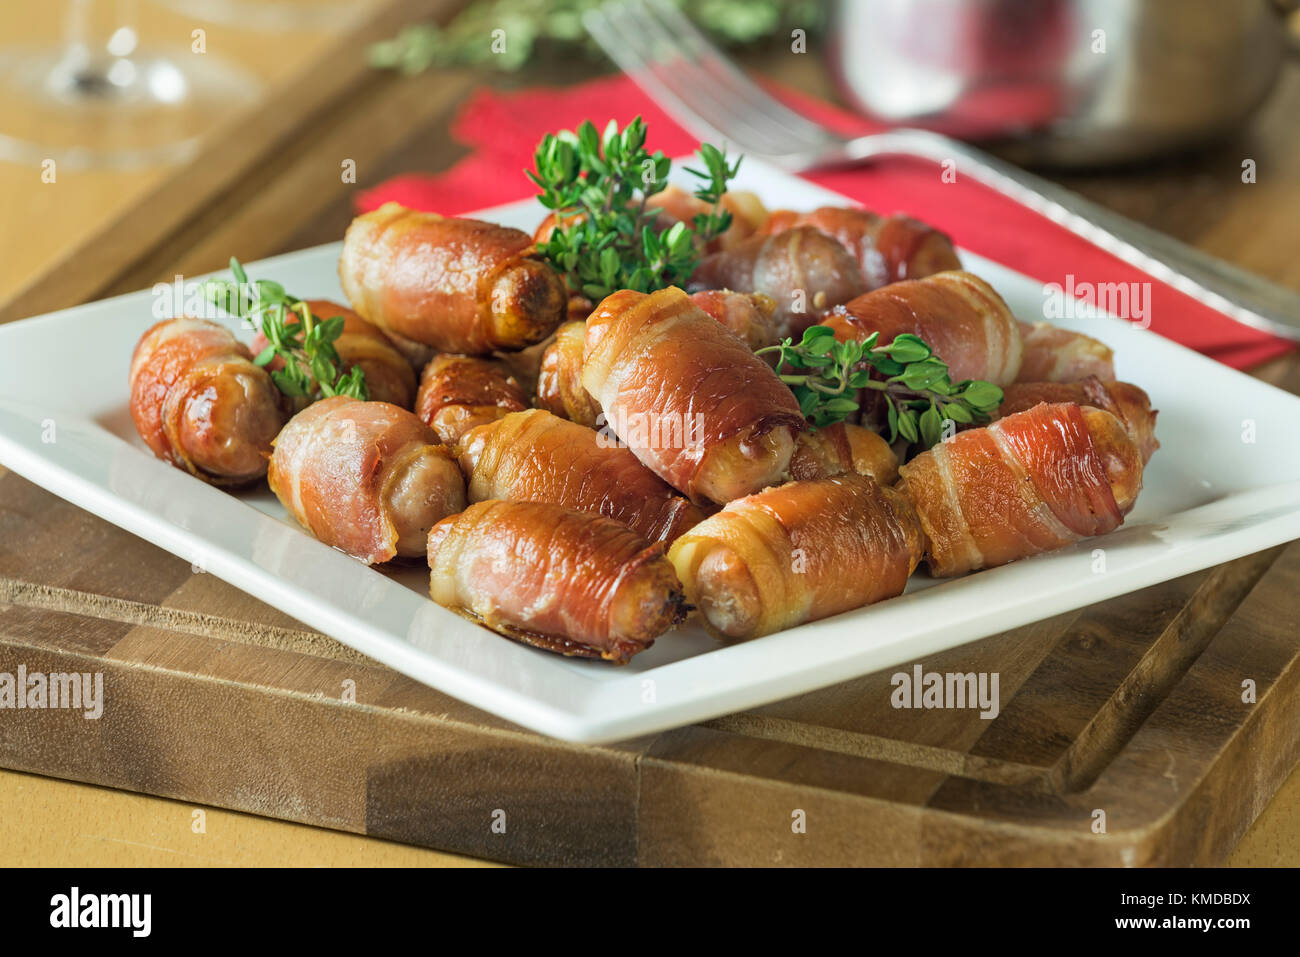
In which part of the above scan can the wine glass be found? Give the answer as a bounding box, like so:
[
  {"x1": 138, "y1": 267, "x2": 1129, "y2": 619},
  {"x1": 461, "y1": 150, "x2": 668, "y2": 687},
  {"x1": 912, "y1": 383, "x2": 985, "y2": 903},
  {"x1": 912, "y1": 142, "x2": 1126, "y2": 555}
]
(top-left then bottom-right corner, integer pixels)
[{"x1": 0, "y1": 0, "x2": 262, "y2": 170}]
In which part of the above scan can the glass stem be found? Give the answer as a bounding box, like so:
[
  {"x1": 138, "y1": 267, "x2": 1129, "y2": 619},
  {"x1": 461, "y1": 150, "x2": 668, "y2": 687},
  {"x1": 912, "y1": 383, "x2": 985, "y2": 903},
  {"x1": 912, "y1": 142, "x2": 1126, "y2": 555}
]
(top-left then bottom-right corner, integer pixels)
[{"x1": 56, "y1": 0, "x2": 141, "y2": 96}]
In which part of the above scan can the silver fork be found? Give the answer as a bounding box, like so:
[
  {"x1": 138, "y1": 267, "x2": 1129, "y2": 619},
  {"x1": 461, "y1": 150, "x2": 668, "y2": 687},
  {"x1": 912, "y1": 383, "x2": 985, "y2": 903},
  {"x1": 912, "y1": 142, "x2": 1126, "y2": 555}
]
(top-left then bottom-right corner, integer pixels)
[{"x1": 585, "y1": 0, "x2": 1300, "y2": 342}]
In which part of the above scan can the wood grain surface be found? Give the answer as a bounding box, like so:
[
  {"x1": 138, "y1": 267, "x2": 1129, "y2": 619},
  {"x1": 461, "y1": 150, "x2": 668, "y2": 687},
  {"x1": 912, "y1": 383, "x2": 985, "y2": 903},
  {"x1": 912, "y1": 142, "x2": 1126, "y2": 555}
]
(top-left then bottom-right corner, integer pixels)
[{"x1": 2, "y1": 25, "x2": 1300, "y2": 866}]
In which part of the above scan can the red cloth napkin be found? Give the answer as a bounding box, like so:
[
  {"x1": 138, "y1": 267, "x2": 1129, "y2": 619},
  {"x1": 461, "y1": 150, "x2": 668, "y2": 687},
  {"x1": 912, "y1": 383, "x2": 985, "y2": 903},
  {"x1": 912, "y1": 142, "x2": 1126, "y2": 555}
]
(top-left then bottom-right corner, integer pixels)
[{"x1": 356, "y1": 73, "x2": 1292, "y2": 370}]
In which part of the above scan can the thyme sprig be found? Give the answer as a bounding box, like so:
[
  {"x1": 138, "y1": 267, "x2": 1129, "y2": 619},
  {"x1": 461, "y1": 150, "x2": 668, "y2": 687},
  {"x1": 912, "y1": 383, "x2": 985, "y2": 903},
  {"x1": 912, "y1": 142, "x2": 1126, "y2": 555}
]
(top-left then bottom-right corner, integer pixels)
[
  {"x1": 527, "y1": 117, "x2": 740, "y2": 300},
  {"x1": 756, "y1": 326, "x2": 1003, "y2": 447},
  {"x1": 203, "y1": 258, "x2": 368, "y2": 402}
]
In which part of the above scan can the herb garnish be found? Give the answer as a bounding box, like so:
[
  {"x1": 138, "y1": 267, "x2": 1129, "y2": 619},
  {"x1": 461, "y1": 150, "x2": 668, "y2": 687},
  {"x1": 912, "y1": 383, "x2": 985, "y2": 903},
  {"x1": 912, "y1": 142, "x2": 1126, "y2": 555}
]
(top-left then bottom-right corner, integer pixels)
[
  {"x1": 527, "y1": 117, "x2": 740, "y2": 300},
  {"x1": 757, "y1": 326, "x2": 1004, "y2": 447},
  {"x1": 203, "y1": 258, "x2": 368, "y2": 401}
]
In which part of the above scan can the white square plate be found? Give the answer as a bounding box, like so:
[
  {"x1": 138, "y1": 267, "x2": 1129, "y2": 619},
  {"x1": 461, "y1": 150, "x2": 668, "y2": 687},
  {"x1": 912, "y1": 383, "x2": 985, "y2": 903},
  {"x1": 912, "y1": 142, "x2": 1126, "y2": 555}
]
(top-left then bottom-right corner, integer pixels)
[{"x1": 2, "y1": 161, "x2": 1299, "y2": 743}]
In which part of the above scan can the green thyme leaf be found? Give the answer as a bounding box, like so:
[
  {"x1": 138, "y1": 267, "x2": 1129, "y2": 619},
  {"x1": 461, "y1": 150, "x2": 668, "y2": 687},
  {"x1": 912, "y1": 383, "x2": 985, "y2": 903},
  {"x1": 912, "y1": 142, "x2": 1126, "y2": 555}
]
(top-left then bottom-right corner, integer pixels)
[
  {"x1": 896, "y1": 409, "x2": 920, "y2": 444},
  {"x1": 884, "y1": 333, "x2": 932, "y2": 363},
  {"x1": 960, "y1": 380, "x2": 1005, "y2": 410},
  {"x1": 919, "y1": 404, "x2": 945, "y2": 447}
]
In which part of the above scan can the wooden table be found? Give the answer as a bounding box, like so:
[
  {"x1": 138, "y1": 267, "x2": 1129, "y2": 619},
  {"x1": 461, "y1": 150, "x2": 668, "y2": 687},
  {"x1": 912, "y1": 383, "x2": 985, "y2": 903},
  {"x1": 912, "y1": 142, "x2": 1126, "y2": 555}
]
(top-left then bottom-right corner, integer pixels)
[{"x1": 3, "y1": 0, "x2": 1300, "y2": 866}]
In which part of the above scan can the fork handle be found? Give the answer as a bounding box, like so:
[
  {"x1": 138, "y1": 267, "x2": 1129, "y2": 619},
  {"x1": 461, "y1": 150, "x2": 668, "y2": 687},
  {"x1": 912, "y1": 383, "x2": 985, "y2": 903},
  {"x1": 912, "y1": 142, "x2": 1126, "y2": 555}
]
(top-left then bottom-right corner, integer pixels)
[{"x1": 840, "y1": 129, "x2": 1300, "y2": 343}]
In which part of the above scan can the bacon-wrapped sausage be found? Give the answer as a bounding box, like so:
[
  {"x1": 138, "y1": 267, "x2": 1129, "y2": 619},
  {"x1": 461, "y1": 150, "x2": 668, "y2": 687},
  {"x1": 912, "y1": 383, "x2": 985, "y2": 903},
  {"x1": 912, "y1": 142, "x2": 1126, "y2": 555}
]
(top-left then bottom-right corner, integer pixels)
[
  {"x1": 1016, "y1": 320, "x2": 1116, "y2": 383},
  {"x1": 582, "y1": 287, "x2": 806, "y2": 504},
  {"x1": 896, "y1": 402, "x2": 1143, "y2": 578},
  {"x1": 538, "y1": 291, "x2": 781, "y2": 429},
  {"x1": 428, "y1": 500, "x2": 687, "y2": 662},
  {"x1": 414, "y1": 354, "x2": 528, "y2": 446},
  {"x1": 249, "y1": 299, "x2": 416, "y2": 409},
  {"x1": 668, "y1": 475, "x2": 924, "y2": 641},
  {"x1": 825, "y1": 271, "x2": 1023, "y2": 387},
  {"x1": 759, "y1": 207, "x2": 961, "y2": 289},
  {"x1": 536, "y1": 320, "x2": 601, "y2": 429},
  {"x1": 997, "y1": 378, "x2": 1158, "y2": 464},
  {"x1": 689, "y1": 289, "x2": 782, "y2": 351},
  {"x1": 457, "y1": 409, "x2": 706, "y2": 544},
  {"x1": 339, "y1": 202, "x2": 567, "y2": 354},
  {"x1": 787, "y1": 422, "x2": 899, "y2": 485},
  {"x1": 690, "y1": 226, "x2": 866, "y2": 338},
  {"x1": 269, "y1": 397, "x2": 465, "y2": 564},
  {"x1": 129, "y1": 317, "x2": 286, "y2": 485}
]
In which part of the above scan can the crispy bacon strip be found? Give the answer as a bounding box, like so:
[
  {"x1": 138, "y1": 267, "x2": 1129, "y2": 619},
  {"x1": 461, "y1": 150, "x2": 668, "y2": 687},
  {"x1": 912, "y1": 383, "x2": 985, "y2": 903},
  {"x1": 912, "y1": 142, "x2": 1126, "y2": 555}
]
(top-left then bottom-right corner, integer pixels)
[
  {"x1": 998, "y1": 377, "x2": 1158, "y2": 463},
  {"x1": 269, "y1": 397, "x2": 465, "y2": 564},
  {"x1": 582, "y1": 287, "x2": 806, "y2": 504},
  {"x1": 759, "y1": 207, "x2": 961, "y2": 289},
  {"x1": 668, "y1": 475, "x2": 924, "y2": 640},
  {"x1": 787, "y1": 422, "x2": 899, "y2": 485},
  {"x1": 414, "y1": 354, "x2": 528, "y2": 445},
  {"x1": 538, "y1": 291, "x2": 780, "y2": 429},
  {"x1": 250, "y1": 299, "x2": 416, "y2": 409},
  {"x1": 689, "y1": 226, "x2": 867, "y2": 338},
  {"x1": 428, "y1": 500, "x2": 687, "y2": 662},
  {"x1": 458, "y1": 410, "x2": 706, "y2": 544},
  {"x1": 340, "y1": 202, "x2": 567, "y2": 354},
  {"x1": 1016, "y1": 321, "x2": 1116, "y2": 382},
  {"x1": 688, "y1": 289, "x2": 782, "y2": 351},
  {"x1": 825, "y1": 271, "x2": 1023, "y2": 387},
  {"x1": 129, "y1": 317, "x2": 285, "y2": 485},
  {"x1": 896, "y1": 402, "x2": 1143, "y2": 577},
  {"x1": 536, "y1": 320, "x2": 602, "y2": 429}
]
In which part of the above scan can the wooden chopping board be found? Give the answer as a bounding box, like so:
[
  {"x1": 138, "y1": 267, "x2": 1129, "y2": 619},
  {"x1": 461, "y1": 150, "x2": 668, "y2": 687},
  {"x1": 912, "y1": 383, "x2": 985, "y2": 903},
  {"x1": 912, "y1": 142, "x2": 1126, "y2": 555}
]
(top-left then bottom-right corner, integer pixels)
[{"x1": 2, "y1": 463, "x2": 1299, "y2": 865}]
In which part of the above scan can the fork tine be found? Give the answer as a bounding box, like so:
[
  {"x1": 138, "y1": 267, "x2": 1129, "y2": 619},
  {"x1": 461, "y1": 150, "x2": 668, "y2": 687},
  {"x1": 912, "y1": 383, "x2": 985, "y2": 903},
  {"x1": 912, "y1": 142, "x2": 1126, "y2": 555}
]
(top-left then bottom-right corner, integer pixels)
[
  {"x1": 580, "y1": 9, "x2": 716, "y2": 142},
  {"x1": 639, "y1": 0, "x2": 839, "y2": 146},
  {"x1": 606, "y1": 1, "x2": 798, "y2": 155},
  {"x1": 625, "y1": 0, "x2": 825, "y2": 151},
  {"x1": 590, "y1": 3, "x2": 790, "y2": 156},
  {"x1": 585, "y1": 0, "x2": 832, "y2": 160}
]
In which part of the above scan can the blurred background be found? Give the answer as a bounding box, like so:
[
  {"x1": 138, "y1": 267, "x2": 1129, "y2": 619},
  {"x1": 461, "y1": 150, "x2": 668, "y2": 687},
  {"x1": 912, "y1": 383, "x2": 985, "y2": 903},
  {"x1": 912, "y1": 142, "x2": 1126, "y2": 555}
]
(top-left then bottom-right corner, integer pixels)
[{"x1": 0, "y1": 0, "x2": 374, "y2": 308}]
